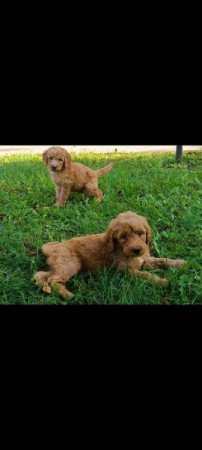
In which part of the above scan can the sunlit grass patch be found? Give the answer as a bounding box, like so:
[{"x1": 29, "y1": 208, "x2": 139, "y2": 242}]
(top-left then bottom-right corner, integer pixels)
[{"x1": 0, "y1": 151, "x2": 201, "y2": 304}]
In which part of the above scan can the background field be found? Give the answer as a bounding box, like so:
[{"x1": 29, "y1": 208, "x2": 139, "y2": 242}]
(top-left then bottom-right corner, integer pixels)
[{"x1": 0, "y1": 151, "x2": 201, "y2": 304}]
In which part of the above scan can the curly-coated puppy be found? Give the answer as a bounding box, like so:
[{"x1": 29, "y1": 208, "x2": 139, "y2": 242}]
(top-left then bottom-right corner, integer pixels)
[
  {"x1": 34, "y1": 211, "x2": 185, "y2": 299},
  {"x1": 43, "y1": 146, "x2": 114, "y2": 206}
]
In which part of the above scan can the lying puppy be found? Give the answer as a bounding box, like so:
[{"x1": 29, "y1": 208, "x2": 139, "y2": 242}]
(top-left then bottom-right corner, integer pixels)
[
  {"x1": 43, "y1": 146, "x2": 114, "y2": 206},
  {"x1": 34, "y1": 211, "x2": 185, "y2": 299}
]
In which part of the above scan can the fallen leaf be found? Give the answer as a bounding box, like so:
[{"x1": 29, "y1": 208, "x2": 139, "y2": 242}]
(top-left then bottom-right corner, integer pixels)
[
  {"x1": 160, "y1": 297, "x2": 172, "y2": 305},
  {"x1": 117, "y1": 190, "x2": 124, "y2": 197},
  {"x1": 28, "y1": 249, "x2": 37, "y2": 256}
]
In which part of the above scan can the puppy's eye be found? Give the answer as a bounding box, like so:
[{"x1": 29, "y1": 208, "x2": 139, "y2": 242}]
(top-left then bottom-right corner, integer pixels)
[
  {"x1": 49, "y1": 156, "x2": 53, "y2": 160},
  {"x1": 120, "y1": 234, "x2": 128, "y2": 240},
  {"x1": 58, "y1": 158, "x2": 63, "y2": 162}
]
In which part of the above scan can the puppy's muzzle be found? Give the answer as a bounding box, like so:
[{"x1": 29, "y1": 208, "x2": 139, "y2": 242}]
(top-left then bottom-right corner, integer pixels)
[{"x1": 50, "y1": 165, "x2": 57, "y2": 172}]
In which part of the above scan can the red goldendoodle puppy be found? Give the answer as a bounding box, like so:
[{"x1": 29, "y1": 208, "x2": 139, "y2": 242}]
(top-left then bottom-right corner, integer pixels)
[
  {"x1": 43, "y1": 146, "x2": 114, "y2": 206},
  {"x1": 34, "y1": 211, "x2": 185, "y2": 299}
]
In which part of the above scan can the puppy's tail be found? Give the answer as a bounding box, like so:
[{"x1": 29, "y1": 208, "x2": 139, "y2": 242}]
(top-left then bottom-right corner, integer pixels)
[{"x1": 95, "y1": 163, "x2": 114, "y2": 178}]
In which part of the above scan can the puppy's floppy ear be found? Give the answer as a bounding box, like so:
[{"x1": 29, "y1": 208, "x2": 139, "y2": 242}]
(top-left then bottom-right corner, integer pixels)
[
  {"x1": 63, "y1": 151, "x2": 71, "y2": 170},
  {"x1": 105, "y1": 228, "x2": 115, "y2": 253},
  {"x1": 140, "y1": 215, "x2": 152, "y2": 245},
  {"x1": 105, "y1": 217, "x2": 119, "y2": 252},
  {"x1": 42, "y1": 149, "x2": 49, "y2": 166},
  {"x1": 145, "y1": 221, "x2": 152, "y2": 245}
]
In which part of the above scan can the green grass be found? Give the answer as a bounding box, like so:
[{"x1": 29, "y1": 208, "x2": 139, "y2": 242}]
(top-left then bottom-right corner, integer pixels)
[{"x1": 0, "y1": 151, "x2": 202, "y2": 304}]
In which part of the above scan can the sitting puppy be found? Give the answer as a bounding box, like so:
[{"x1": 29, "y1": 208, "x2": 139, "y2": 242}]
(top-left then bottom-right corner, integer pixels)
[
  {"x1": 34, "y1": 211, "x2": 185, "y2": 299},
  {"x1": 43, "y1": 146, "x2": 114, "y2": 206}
]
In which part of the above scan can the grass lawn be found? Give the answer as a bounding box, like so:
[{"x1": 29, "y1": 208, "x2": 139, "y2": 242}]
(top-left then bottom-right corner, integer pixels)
[{"x1": 0, "y1": 151, "x2": 201, "y2": 305}]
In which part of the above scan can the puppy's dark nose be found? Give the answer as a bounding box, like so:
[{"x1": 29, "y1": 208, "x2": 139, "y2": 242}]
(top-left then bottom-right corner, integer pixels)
[
  {"x1": 132, "y1": 246, "x2": 141, "y2": 255},
  {"x1": 51, "y1": 166, "x2": 57, "y2": 172}
]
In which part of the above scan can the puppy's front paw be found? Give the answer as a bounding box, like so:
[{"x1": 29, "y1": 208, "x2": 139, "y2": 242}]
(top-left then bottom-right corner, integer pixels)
[
  {"x1": 171, "y1": 259, "x2": 185, "y2": 267},
  {"x1": 63, "y1": 290, "x2": 74, "y2": 299},
  {"x1": 54, "y1": 202, "x2": 65, "y2": 207}
]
